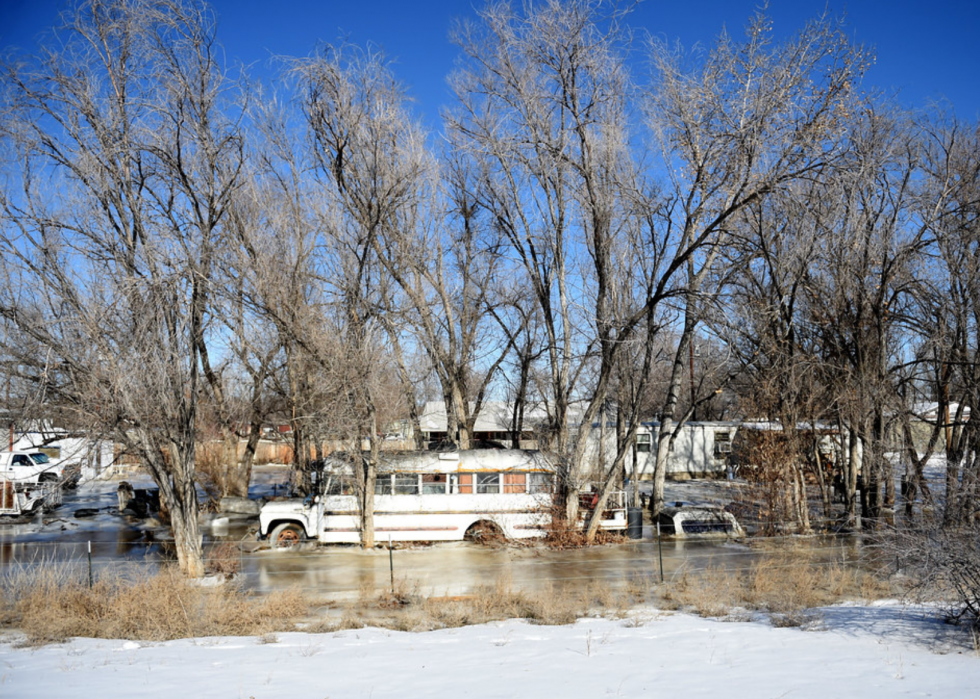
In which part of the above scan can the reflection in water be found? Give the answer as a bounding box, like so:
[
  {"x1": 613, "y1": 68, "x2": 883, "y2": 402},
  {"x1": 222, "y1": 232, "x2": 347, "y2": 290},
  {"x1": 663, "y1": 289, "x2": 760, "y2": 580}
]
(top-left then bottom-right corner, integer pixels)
[{"x1": 240, "y1": 532, "x2": 883, "y2": 601}]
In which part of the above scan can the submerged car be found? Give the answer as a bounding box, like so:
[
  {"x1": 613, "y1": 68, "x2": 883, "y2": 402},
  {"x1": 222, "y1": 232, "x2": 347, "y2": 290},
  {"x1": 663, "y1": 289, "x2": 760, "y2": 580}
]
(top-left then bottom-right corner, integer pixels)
[{"x1": 656, "y1": 503, "x2": 744, "y2": 538}]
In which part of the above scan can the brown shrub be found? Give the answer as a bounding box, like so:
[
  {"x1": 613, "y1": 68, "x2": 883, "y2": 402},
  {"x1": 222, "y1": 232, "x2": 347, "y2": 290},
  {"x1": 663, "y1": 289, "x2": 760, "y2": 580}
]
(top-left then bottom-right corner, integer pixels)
[
  {"x1": 205, "y1": 542, "x2": 243, "y2": 578},
  {"x1": 544, "y1": 513, "x2": 627, "y2": 550}
]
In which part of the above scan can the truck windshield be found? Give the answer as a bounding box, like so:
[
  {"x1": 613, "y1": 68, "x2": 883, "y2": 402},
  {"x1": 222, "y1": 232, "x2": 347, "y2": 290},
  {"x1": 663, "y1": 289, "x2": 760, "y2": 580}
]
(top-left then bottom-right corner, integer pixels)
[{"x1": 30, "y1": 454, "x2": 50, "y2": 464}]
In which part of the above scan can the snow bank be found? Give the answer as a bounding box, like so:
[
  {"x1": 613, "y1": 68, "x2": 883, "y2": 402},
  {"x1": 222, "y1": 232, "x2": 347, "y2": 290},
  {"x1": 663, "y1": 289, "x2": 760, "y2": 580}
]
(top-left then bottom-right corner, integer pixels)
[{"x1": 1, "y1": 603, "x2": 977, "y2": 698}]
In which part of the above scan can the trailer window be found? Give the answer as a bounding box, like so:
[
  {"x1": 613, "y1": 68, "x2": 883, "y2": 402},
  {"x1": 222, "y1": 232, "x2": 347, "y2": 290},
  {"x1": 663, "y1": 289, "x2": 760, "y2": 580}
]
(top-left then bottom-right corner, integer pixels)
[
  {"x1": 636, "y1": 433, "x2": 652, "y2": 453},
  {"x1": 503, "y1": 472, "x2": 526, "y2": 494},
  {"x1": 477, "y1": 473, "x2": 500, "y2": 494},
  {"x1": 422, "y1": 473, "x2": 448, "y2": 494},
  {"x1": 394, "y1": 474, "x2": 420, "y2": 495}
]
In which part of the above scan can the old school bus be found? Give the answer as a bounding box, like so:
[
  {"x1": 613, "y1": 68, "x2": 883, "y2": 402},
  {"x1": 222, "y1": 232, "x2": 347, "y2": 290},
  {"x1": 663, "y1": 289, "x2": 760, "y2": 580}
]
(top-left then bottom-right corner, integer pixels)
[{"x1": 259, "y1": 449, "x2": 628, "y2": 547}]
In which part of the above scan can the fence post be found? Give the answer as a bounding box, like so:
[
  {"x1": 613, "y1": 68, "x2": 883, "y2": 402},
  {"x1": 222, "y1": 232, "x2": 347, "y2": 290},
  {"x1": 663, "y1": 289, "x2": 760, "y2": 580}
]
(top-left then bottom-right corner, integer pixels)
[
  {"x1": 87, "y1": 540, "x2": 93, "y2": 589},
  {"x1": 656, "y1": 522, "x2": 664, "y2": 584},
  {"x1": 388, "y1": 534, "x2": 394, "y2": 593}
]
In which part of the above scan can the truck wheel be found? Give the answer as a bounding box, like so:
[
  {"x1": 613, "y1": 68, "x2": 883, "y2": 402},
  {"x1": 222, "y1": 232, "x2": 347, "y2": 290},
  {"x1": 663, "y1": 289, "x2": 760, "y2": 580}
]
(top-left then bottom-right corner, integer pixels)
[{"x1": 269, "y1": 522, "x2": 304, "y2": 550}]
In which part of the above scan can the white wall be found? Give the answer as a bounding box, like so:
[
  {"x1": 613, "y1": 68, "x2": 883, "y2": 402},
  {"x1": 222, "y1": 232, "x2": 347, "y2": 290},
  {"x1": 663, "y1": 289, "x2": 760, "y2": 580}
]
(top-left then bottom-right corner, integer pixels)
[{"x1": 584, "y1": 422, "x2": 738, "y2": 481}]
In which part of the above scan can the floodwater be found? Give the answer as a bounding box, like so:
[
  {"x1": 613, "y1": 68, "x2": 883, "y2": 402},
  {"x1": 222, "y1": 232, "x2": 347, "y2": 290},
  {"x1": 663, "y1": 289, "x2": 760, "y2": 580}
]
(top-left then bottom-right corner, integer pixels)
[
  {"x1": 0, "y1": 469, "x2": 885, "y2": 601},
  {"x1": 243, "y1": 530, "x2": 883, "y2": 602}
]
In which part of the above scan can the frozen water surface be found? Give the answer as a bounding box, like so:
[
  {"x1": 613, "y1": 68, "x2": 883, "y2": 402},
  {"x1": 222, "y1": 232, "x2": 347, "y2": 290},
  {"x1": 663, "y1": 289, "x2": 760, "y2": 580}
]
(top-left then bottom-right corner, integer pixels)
[{"x1": 0, "y1": 466, "x2": 883, "y2": 600}]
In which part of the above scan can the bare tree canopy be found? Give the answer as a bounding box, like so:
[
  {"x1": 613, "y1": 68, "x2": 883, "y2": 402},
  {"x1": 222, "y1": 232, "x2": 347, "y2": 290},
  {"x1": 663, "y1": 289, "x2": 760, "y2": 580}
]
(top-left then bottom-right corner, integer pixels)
[
  {"x1": 0, "y1": 0, "x2": 977, "y2": 566},
  {"x1": 0, "y1": 0, "x2": 246, "y2": 576}
]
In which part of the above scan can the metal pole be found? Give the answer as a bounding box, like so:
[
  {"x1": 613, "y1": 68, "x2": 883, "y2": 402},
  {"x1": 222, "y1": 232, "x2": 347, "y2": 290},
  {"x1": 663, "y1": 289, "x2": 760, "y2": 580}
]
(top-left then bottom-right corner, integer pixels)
[
  {"x1": 656, "y1": 521, "x2": 664, "y2": 584},
  {"x1": 388, "y1": 534, "x2": 394, "y2": 593},
  {"x1": 87, "y1": 540, "x2": 93, "y2": 589}
]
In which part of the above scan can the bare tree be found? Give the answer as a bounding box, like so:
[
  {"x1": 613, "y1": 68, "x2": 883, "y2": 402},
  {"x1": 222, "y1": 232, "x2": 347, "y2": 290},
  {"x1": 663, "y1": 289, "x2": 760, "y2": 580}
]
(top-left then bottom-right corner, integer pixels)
[
  {"x1": 293, "y1": 45, "x2": 433, "y2": 547},
  {"x1": 0, "y1": 0, "x2": 245, "y2": 576},
  {"x1": 642, "y1": 9, "x2": 867, "y2": 519},
  {"x1": 723, "y1": 176, "x2": 842, "y2": 531},
  {"x1": 911, "y1": 114, "x2": 980, "y2": 525},
  {"x1": 370, "y1": 129, "x2": 514, "y2": 451},
  {"x1": 801, "y1": 108, "x2": 928, "y2": 529},
  {"x1": 450, "y1": 0, "x2": 665, "y2": 526}
]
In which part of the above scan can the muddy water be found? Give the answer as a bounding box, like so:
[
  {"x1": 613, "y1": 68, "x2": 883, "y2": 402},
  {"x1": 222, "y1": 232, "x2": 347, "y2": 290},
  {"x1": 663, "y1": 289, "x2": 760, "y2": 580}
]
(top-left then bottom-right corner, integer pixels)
[
  {"x1": 244, "y1": 532, "x2": 879, "y2": 602},
  {"x1": 0, "y1": 473, "x2": 884, "y2": 600}
]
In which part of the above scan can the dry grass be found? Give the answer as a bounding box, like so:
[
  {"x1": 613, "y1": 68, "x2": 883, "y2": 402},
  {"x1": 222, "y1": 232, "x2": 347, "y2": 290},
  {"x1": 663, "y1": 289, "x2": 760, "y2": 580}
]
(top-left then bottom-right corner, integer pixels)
[
  {"x1": 353, "y1": 572, "x2": 653, "y2": 632},
  {"x1": 0, "y1": 562, "x2": 309, "y2": 645},
  {"x1": 656, "y1": 549, "x2": 894, "y2": 625},
  {"x1": 298, "y1": 573, "x2": 648, "y2": 634},
  {"x1": 1, "y1": 546, "x2": 894, "y2": 644}
]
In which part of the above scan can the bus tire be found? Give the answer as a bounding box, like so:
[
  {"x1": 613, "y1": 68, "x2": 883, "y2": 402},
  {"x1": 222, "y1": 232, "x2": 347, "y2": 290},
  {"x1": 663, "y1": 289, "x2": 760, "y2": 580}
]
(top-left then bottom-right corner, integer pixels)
[
  {"x1": 269, "y1": 522, "x2": 305, "y2": 550},
  {"x1": 464, "y1": 520, "x2": 503, "y2": 544}
]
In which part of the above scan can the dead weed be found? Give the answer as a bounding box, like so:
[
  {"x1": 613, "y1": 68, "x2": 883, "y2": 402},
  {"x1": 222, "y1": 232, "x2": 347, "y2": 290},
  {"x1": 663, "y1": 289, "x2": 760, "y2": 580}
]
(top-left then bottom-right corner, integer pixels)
[
  {"x1": 1, "y1": 563, "x2": 309, "y2": 645},
  {"x1": 654, "y1": 550, "x2": 894, "y2": 621}
]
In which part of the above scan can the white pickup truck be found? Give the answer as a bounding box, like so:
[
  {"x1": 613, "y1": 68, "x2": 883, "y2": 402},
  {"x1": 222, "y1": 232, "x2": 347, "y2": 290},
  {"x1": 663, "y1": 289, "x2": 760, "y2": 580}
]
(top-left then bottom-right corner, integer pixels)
[
  {"x1": 0, "y1": 450, "x2": 67, "y2": 516},
  {"x1": 0, "y1": 450, "x2": 69, "y2": 484}
]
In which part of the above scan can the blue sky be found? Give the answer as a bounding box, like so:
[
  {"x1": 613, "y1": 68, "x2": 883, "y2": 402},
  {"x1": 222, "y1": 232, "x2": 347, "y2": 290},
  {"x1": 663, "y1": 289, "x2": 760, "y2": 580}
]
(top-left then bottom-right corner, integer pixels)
[{"x1": 2, "y1": 0, "x2": 978, "y2": 124}]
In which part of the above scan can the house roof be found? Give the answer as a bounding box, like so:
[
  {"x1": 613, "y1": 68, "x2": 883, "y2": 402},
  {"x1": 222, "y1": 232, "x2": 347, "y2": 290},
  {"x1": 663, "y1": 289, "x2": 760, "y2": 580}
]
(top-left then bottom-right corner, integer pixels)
[
  {"x1": 420, "y1": 401, "x2": 740, "y2": 434},
  {"x1": 419, "y1": 401, "x2": 556, "y2": 434},
  {"x1": 912, "y1": 402, "x2": 971, "y2": 422}
]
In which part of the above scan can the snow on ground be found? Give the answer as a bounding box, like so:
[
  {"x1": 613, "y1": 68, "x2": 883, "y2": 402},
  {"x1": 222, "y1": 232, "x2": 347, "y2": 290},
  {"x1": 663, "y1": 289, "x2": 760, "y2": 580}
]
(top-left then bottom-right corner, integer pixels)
[{"x1": 2, "y1": 602, "x2": 977, "y2": 698}]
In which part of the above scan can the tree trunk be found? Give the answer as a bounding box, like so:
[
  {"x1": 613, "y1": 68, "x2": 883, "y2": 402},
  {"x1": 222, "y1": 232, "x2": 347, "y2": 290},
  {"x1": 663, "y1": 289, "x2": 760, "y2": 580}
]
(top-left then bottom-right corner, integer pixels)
[
  {"x1": 845, "y1": 425, "x2": 861, "y2": 530},
  {"x1": 360, "y1": 407, "x2": 379, "y2": 548},
  {"x1": 811, "y1": 436, "x2": 832, "y2": 521},
  {"x1": 235, "y1": 417, "x2": 264, "y2": 498},
  {"x1": 152, "y1": 444, "x2": 204, "y2": 578},
  {"x1": 792, "y1": 461, "x2": 812, "y2": 534},
  {"x1": 650, "y1": 421, "x2": 672, "y2": 518}
]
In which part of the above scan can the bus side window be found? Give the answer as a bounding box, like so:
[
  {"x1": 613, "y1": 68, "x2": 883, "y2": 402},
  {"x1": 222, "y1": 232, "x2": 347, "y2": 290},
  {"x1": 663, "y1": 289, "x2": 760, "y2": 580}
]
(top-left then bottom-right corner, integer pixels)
[
  {"x1": 477, "y1": 473, "x2": 500, "y2": 494},
  {"x1": 376, "y1": 475, "x2": 393, "y2": 495},
  {"x1": 327, "y1": 475, "x2": 355, "y2": 495},
  {"x1": 456, "y1": 473, "x2": 473, "y2": 494},
  {"x1": 528, "y1": 473, "x2": 553, "y2": 494},
  {"x1": 394, "y1": 473, "x2": 420, "y2": 495},
  {"x1": 422, "y1": 473, "x2": 448, "y2": 494},
  {"x1": 503, "y1": 472, "x2": 526, "y2": 494}
]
